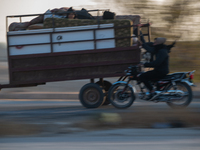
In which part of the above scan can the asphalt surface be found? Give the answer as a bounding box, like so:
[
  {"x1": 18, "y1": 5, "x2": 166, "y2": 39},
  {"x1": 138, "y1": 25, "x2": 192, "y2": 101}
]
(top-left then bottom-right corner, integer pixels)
[{"x1": 1, "y1": 128, "x2": 200, "y2": 150}]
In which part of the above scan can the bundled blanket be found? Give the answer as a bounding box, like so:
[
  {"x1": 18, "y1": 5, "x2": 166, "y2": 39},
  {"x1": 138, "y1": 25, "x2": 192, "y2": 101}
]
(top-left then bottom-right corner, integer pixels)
[
  {"x1": 9, "y1": 15, "x2": 44, "y2": 31},
  {"x1": 8, "y1": 7, "x2": 95, "y2": 31}
]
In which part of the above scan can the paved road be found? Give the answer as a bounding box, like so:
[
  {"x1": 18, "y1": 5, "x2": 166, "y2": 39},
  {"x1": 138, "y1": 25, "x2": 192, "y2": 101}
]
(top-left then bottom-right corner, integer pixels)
[
  {"x1": 0, "y1": 128, "x2": 200, "y2": 150},
  {"x1": 0, "y1": 98, "x2": 199, "y2": 117},
  {"x1": 0, "y1": 98, "x2": 199, "y2": 133}
]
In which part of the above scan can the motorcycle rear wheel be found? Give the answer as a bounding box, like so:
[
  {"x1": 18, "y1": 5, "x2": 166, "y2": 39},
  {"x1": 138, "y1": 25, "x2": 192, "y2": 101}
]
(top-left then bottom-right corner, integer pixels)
[
  {"x1": 108, "y1": 83, "x2": 135, "y2": 109},
  {"x1": 166, "y1": 82, "x2": 193, "y2": 108}
]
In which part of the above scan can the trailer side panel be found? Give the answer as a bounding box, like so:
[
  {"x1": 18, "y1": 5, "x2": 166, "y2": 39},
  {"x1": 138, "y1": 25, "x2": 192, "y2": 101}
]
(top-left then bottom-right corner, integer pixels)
[{"x1": 9, "y1": 46, "x2": 140, "y2": 84}]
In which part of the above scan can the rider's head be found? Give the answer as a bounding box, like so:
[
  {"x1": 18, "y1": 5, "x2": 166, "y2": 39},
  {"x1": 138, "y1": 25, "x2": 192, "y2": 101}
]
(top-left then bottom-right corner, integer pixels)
[{"x1": 153, "y1": 37, "x2": 166, "y2": 46}]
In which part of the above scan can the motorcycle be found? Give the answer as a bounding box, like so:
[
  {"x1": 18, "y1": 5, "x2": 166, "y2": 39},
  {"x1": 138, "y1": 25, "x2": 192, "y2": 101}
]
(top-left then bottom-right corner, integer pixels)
[{"x1": 108, "y1": 65, "x2": 195, "y2": 109}]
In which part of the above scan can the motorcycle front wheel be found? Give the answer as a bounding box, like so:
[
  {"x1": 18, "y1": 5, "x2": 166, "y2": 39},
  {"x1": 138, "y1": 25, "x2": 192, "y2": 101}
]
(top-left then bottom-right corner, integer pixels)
[
  {"x1": 108, "y1": 83, "x2": 135, "y2": 109},
  {"x1": 166, "y1": 82, "x2": 193, "y2": 108}
]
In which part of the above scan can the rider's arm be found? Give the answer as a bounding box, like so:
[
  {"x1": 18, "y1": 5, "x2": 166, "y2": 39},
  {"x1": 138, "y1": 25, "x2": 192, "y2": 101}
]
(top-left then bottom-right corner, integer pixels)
[
  {"x1": 142, "y1": 42, "x2": 155, "y2": 54},
  {"x1": 133, "y1": 28, "x2": 146, "y2": 43},
  {"x1": 144, "y1": 49, "x2": 167, "y2": 67}
]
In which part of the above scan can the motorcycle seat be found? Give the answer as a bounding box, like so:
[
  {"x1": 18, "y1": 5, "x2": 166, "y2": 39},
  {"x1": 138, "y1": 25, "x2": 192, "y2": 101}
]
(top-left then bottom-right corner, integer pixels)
[
  {"x1": 159, "y1": 75, "x2": 176, "y2": 81},
  {"x1": 151, "y1": 75, "x2": 175, "y2": 82},
  {"x1": 159, "y1": 72, "x2": 186, "y2": 81}
]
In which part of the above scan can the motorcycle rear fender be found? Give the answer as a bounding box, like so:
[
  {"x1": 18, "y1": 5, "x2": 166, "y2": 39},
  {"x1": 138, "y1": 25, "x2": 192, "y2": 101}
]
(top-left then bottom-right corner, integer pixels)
[
  {"x1": 180, "y1": 79, "x2": 195, "y2": 87},
  {"x1": 112, "y1": 81, "x2": 136, "y2": 93}
]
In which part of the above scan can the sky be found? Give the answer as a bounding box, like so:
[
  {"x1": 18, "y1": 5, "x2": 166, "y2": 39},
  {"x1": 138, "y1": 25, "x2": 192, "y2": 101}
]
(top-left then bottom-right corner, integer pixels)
[{"x1": 0, "y1": 0, "x2": 96, "y2": 43}]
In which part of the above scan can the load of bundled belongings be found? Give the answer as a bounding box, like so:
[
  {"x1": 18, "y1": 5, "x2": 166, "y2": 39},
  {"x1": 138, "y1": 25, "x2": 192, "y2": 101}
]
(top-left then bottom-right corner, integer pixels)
[
  {"x1": 8, "y1": 7, "x2": 142, "y2": 48},
  {"x1": 9, "y1": 7, "x2": 97, "y2": 31}
]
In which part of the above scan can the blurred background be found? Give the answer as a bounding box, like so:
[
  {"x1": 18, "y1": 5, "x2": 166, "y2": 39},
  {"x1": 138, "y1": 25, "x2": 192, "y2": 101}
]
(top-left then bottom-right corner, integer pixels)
[{"x1": 0, "y1": 0, "x2": 200, "y2": 80}]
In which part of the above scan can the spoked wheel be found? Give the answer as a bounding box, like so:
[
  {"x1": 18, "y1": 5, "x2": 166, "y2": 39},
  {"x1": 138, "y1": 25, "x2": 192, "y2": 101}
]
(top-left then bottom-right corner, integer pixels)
[
  {"x1": 79, "y1": 83, "x2": 105, "y2": 108},
  {"x1": 108, "y1": 83, "x2": 135, "y2": 109},
  {"x1": 96, "y1": 80, "x2": 112, "y2": 105},
  {"x1": 166, "y1": 82, "x2": 193, "y2": 108}
]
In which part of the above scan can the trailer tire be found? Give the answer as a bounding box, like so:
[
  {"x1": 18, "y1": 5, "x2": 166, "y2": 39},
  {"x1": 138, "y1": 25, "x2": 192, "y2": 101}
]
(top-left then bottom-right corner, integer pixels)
[
  {"x1": 79, "y1": 83, "x2": 105, "y2": 108},
  {"x1": 96, "y1": 80, "x2": 112, "y2": 105}
]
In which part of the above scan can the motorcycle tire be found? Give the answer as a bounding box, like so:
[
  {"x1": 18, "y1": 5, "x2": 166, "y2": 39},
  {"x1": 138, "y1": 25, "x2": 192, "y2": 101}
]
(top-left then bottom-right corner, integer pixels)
[
  {"x1": 108, "y1": 83, "x2": 135, "y2": 109},
  {"x1": 166, "y1": 82, "x2": 193, "y2": 108}
]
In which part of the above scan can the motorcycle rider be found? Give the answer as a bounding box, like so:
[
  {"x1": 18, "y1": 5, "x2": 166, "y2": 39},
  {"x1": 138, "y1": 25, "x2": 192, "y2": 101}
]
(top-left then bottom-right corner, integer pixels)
[{"x1": 139, "y1": 37, "x2": 169, "y2": 100}]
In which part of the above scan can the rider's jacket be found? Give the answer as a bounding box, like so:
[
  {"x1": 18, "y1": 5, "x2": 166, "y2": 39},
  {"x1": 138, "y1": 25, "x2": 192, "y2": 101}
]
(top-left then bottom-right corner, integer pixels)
[{"x1": 142, "y1": 43, "x2": 169, "y2": 75}]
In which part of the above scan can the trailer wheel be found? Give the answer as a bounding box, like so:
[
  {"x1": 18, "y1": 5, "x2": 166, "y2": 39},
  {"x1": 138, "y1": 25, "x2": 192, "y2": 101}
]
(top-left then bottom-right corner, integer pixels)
[
  {"x1": 79, "y1": 83, "x2": 105, "y2": 108},
  {"x1": 96, "y1": 80, "x2": 112, "y2": 105}
]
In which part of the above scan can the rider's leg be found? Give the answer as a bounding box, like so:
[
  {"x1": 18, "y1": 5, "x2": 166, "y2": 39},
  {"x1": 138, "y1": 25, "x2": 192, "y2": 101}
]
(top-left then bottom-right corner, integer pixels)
[
  {"x1": 139, "y1": 70, "x2": 166, "y2": 99},
  {"x1": 139, "y1": 70, "x2": 155, "y2": 92}
]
